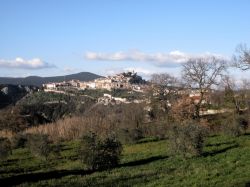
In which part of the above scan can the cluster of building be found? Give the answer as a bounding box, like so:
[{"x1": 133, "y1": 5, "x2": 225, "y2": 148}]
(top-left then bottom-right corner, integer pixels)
[
  {"x1": 42, "y1": 80, "x2": 78, "y2": 90},
  {"x1": 97, "y1": 93, "x2": 145, "y2": 105},
  {"x1": 43, "y1": 72, "x2": 146, "y2": 92},
  {"x1": 42, "y1": 71, "x2": 213, "y2": 109},
  {"x1": 98, "y1": 93, "x2": 129, "y2": 105},
  {"x1": 82, "y1": 73, "x2": 132, "y2": 90}
]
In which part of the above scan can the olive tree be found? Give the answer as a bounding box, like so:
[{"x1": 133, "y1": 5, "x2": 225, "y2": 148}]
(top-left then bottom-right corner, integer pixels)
[
  {"x1": 79, "y1": 133, "x2": 122, "y2": 170},
  {"x1": 182, "y1": 56, "x2": 227, "y2": 117},
  {"x1": 168, "y1": 121, "x2": 207, "y2": 157}
]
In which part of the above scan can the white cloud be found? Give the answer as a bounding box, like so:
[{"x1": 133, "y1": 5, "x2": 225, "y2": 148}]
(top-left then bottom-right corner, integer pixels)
[
  {"x1": 104, "y1": 67, "x2": 152, "y2": 76},
  {"x1": 124, "y1": 67, "x2": 152, "y2": 76},
  {"x1": 63, "y1": 67, "x2": 76, "y2": 73},
  {"x1": 85, "y1": 50, "x2": 229, "y2": 67},
  {"x1": 0, "y1": 57, "x2": 54, "y2": 69},
  {"x1": 104, "y1": 66, "x2": 180, "y2": 80},
  {"x1": 104, "y1": 68, "x2": 123, "y2": 76}
]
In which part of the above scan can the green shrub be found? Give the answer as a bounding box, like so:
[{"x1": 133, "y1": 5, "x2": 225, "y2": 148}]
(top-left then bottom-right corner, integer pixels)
[
  {"x1": 222, "y1": 114, "x2": 249, "y2": 137},
  {"x1": 129, "y1": 128, "x2": 144, "y2": 142},
  {"x1": 0, "y1": 137, "x2": 12, "y2": 160},
  {"x1": 11, "y1": 133, "x2": 28, "y2": 149},
  {"x1": 168, "y1": 121, "x2": 207, "y2": 157},
  {"x1": 79, "y1": 133, "x2": 122, "y2": 170},
  {"x1": 237, "y1": 115, "x2": 249, "y2": 134},
  {"x1": 144, "y1": 122, "x2": 168, "y2": 140},
  {"x1": 50, "y1": 142, "x2": 62, "y2": 158},
  {"x1": 26, "y1": 133, "x2": 52, "y2": 159},
  {"x1": 117, "y1": 128, "x2": 144, "y2": 144}
]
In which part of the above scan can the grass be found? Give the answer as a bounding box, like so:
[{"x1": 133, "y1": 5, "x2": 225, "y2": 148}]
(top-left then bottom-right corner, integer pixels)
[{"x1": 1, "y1": 134, "x2": 250, "y2": 186}]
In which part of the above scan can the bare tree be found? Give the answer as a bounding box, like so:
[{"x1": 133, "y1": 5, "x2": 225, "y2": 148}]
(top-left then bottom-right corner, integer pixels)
[
  {"x1": 233, "y1": 44, "x2": 250, "y2": 70},
  {"x1": 150, "y1": 73, "x2": 179, "y2": 101},
  {"x1": 238, "y1": 78, "x2": 250, "y2": 113},
  {"x1": 241, "y1": 78, "x2": 250, "y2": 91},
  {"x1": 182, "y1": 57, "x2": 227, "y2": 117},
  {"x1": 148, "y1": 73, "x2": 180, "y2": 120},
  {"x1": 221, "y1": 75, "x2": 239, "y2": 111},
  {"x1": 221, "y1": 76, "x2": 250, "y2": 113}
]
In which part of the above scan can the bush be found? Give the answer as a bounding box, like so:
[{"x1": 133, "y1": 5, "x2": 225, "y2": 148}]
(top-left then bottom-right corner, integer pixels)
[
  {"x1": 168, "y1": 121, "x2": 207, "y2": 157},
  {"x1": 26, "y1": 133, "x2": 52, "y2": 159},
  {"x1": 222, "y1": 114, "x2": 249, "y2": 137},
  {"x1": 144, "y1": 121, "x2": 168, "y2": 140},
  {"x1": 0, "y1": 137, "x2": 12, "y2": 160},
  {"x1": 50, "y1": 142, "x2": 62, "y2": 158},
  {"x1": 237, "y1": 115, "x2": 249, "y2": 134},
  {"x1": 79, "y1": 133, "x2": 122, "y2": 170},
  {"x1": 11, "y1": 133, "x2": 28, "y2": 149},
  {"x1": 117, "y1": 128, "x2": 144, "y2": 144}
]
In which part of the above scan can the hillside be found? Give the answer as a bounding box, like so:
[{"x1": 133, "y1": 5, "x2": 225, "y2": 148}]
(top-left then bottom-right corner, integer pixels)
[
  {"x1": 0, "y1": 84, "x2": 38, "y2": 109},
  {"x1": 0, "y1": 91, "x2": 96, "y2": 131},
  {"x1": 0, "y1": 72, "x2": 102, "y2": 87}
]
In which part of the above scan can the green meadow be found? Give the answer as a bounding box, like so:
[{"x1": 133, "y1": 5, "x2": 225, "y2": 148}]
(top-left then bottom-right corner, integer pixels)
[{"x1": 1, "y1": 134, "x2": 250, "y2": 186}]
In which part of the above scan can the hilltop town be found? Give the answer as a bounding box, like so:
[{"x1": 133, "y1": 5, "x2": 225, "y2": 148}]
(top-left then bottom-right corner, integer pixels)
[
  {"x1": 41, "y1": 71, "x2": 149, "y2": 104},
  {"x1": 42, "y1": 71, "x2": 146, "y2": 92},
  {"x1": 41, "y1": 71, "x2": 219, "y2": 112}
]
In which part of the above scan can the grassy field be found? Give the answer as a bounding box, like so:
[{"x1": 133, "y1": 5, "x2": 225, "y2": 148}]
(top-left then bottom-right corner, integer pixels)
[{"x1": 1, "y1": 134, "x2": 250, "y2": 186}]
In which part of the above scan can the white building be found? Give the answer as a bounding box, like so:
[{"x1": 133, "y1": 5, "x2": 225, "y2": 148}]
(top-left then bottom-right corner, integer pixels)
[{"x1": 43, "y1": 83, "x2": 56, "y2": 89}]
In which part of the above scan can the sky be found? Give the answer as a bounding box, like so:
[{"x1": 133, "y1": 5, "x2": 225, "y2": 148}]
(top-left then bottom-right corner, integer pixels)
[{"x1": 0, "y1": 0, "x2": 250, "y2": 80}]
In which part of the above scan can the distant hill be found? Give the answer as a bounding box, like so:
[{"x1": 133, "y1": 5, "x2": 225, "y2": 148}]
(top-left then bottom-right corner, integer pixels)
[{"x1": 0, "y1": 72, "x2": 102, "y2": 87}]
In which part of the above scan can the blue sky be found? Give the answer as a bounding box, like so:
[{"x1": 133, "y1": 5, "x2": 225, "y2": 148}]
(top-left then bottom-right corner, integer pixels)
[{"x1": 0, "y1": 0, "x2": 249, "y2": 79}]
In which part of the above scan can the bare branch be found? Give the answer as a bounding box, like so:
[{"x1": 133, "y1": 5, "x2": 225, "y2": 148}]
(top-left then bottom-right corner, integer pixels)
[
  {"x1": 233, "y1": 44, "x2": 250, "y2": 71},
  {"x1": 181, "y1": 57, "x2": 227, "y2": 117}
]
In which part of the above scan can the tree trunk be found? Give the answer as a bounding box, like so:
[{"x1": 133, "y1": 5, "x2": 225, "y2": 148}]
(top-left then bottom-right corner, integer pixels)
[{"x1": 195, "y1": 92, "x2": 204, "y2": 118}]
